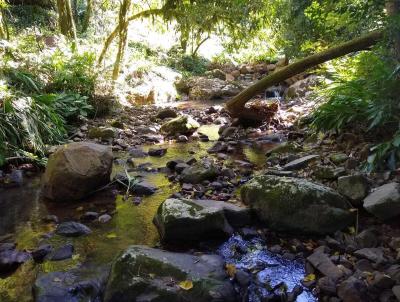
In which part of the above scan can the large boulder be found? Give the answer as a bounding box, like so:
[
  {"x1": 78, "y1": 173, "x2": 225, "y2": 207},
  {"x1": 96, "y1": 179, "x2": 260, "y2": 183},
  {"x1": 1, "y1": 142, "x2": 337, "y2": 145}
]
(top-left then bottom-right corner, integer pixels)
[
  {"x1": 33, "y1": 266, "x2": 109, "y2": 302},
  {"x1": 104, "y1": 245, "x2": 235, "y2": 302},
  {"x1": 241, "y1": 175, "x2": 354, "y2": 234},
  {"x1": 363, "y1": 182, "x2": 400, "y2": 220},
  {"x1": 160, "y1": 115, "x2": 200, "y2": 136},
  {"x1": 153, "y1": 198, "x2": 252, "y2": 243},
  {"x1": 42, "y1": 142, "x2": 113, "y2": 202},
  {"x1": 180, "y1": 160, "x2": 219, "y2": 184}
]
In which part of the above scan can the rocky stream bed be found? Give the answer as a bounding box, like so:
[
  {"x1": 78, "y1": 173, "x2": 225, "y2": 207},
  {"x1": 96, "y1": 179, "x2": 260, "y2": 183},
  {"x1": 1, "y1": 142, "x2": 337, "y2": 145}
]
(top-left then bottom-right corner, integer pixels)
[{"x1": 2, "y1": 71, "x2": 400, "y2": 302}]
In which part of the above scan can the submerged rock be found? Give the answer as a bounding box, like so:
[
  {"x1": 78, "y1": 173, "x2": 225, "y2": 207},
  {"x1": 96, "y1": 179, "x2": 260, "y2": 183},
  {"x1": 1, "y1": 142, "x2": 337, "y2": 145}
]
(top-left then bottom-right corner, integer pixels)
[
  {"x1": 154, "y1": 198, "x2": 251, "y2": 243},
  {"x1": 241, "y1": 175, "x2": 353, "y2": 234},
  {"x1": 160, "y1": 114, "x2": 200, "y2": 136},
  {"x1": 363, "y1": 182, "x2": 400, "y2": 220},
  {"x1": 104, "y1": 245, "x2": 235, "y2": 302},
  {"x1": 42, "y1": 142, "x2": 113, "y2": 202},
  {"x1": 33, "y1": 266, "x2": 109, "y2": 302},
  {"x1": 55, "y1": 222, "x2": 91, "y2": 237}
]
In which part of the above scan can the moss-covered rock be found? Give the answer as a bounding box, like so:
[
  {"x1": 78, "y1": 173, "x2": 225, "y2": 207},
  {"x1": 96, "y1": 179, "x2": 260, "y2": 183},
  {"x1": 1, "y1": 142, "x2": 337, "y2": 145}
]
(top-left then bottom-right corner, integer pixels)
[
  {"x1": 241, "y1": 175, "x2": 354, "y2": 234},
  {"x1": 180, "y1": 160, "x2": 219, "y2": 184},
  {"x1": 87, "y1": 126, "x2": 116, "y2": 140},
  {"x1": 153, "y1": 198, "x2": 252, "y2": 243},
  {"x1": 104, "y1": 246, "x2": 235, "y2": 302},
  {"x1": 160, "y1": 115, "x2": 200, "y2": 136}
]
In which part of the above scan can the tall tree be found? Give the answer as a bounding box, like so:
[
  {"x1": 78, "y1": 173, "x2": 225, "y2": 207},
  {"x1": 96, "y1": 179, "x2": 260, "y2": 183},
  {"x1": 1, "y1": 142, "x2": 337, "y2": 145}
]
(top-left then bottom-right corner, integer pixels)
[
  {"x1": 112, "y1": 0, "x2": 131, "y2": 81},
  {"x1": 386, "y1": 0, "x2": 400, "y2": 61},
  {"x1": 56, "y1": 0, "x2": 77, "y2": 40},
  {"x1": 0, "y1": 0, "x2": 8, "y2": 40},
  {"x1": 82, "y1": 0, "x2": 92, "y2": 33}
]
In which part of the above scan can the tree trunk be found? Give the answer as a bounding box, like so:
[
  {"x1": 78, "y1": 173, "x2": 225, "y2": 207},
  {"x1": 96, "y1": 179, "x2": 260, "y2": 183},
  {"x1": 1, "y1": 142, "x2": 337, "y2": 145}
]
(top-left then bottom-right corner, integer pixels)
[
  {"x1": 56, "y1": 0, "x2": 77, "y2": 40},
  {"x1": 97, "y1": 8, "x2": 164, "y2": 65},
  {"x1": 112, "y1": 0, "x2": 131, "y2": 81},
  {"x1": 386, "y1": 0, "x2": 400, "y2": 61},
  {"x1": 0, "y1": 8, "x2": 8, "y2": 40},
  {"x1": 226, "y1": 30, "x2": 383, "y2": 117},
  {"x1": 82, "y1": 0, "x2": 92, "y2": 33}
]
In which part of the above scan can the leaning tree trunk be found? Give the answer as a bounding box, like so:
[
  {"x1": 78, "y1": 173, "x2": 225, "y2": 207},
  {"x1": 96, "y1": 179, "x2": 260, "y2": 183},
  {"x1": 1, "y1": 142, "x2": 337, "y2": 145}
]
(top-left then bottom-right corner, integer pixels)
[
  {"x1": 226, "y1": 30, "x2": 383, "y2": 118},
  {"x1": 112, "y1": 0, "x2": 131, "y2": 81},
  {"x1": 56, "y1": 0, "x2": 77, "y2": 40}
]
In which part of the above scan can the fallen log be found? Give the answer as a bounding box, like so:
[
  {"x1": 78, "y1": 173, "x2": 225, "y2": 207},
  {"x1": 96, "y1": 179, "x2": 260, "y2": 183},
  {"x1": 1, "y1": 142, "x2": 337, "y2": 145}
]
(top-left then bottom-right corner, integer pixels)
[{"x1": 226, "y1": 30, "x2": 383, "y2": 118}]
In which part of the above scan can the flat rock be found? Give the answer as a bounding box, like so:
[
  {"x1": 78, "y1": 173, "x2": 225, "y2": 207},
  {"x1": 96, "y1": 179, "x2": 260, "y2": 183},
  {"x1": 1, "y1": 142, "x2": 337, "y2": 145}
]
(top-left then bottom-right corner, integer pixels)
[
  {"x1": 282, "y1": 155, "x2": 319, "y2": 171},
  {"x1": 55, "y1": 222, "x2": 91, "y2": 237},
  {"x1": 354, "y1": 248, "x2": 386, "y2": 263},
  {"x1": 307, "y1": 251, "x2": 343, "y2": 281},
  {"x1": 363, "y1": 182, "x2": 400, "y2": 220},
  {"x1": 49, "y1": 244, "x2": 74, "y2": 261}
]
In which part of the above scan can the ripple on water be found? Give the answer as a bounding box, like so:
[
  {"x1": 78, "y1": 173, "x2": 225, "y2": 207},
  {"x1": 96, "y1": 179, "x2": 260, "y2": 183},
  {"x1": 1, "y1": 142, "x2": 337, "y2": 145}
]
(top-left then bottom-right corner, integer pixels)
[{"x1": 218, "y1": 235, "x2": 317, "y2": 302}]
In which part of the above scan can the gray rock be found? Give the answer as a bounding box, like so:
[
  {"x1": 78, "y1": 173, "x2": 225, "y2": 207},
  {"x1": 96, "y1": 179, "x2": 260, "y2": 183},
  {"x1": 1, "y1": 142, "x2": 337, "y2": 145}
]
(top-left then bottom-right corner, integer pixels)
[
  {"x1": 0, "y1": 248, "x2": 31, "y2": 274},
  {"x1": 88, "y1": 126, "x2": 116, "y2": 140},
  {"x1": 282, "y1": 155, "x2": 319, "y2": 171},
  {"x1": 370, "y1": 272, "x2": 395, "y2": 289},
  {"x1": 153, "y1": 198, "x2": 251, "y2": 243},
  {"x1": 104, "y1": 245, "x2": 235, "y2": 302},
  {"x1": 50, "y1": 244, "x2": 74, "y2": 261},
  {"x1": 307, "y1": 251, "x2": 343, "y2": 281},
  {"x1": 317, "y1": 276, "x2": 337, "y2": 295},
  {"x1": 355, "y1": 229, "x2": 378, "y2": 248},
  {"x1": 32, "y1": 244, "x2": 53, "y2": 262},
  {"x1": 128, "y1": 147, "x2": 148, "y2": 158},
  {"x1": 156, "y1": 108, "x2": 178, "y2": 119},
  {"x1": 42, "y1": 142, "x2": 113, "y2": 202},
  {"x1": 180, "y1": 160, "x2": 219, "y2": 184},
  {"x1": 363, "y1": 183, "x2": 400, "y2": 220},
  {"x1": 33, "y1": 266, "x2": 108, "y2": 302},
  {"x1": 56, "y1": 222, "x2": 91, "y2": 237},
  {"x1": 338, "y1": 174, "x2": 369, "y2": 205},
  {"x1": 337, "y1": 276, "x2": 368, "y2": 302},
  {"x1": 131, "y1": 181, "x2": 157, "y2": 196},
  {"x1": 392, "y1": 285, "x2": 400, "y2": 301},
  {"x1": 148, "y1": 148, "x2": 167, "y2": 157},
  {"x1": 354, "y1": 248, "x2": 386, "y2": 263},
  {"x1": 160, "y1": 115, "x2": 200, "y2": 136},
  {"x1": 241, "y1": 175, "x2": 353, "y2": 234},
  {"x1": 98, "y1": 214, "x2": 112, "y2": 224}
]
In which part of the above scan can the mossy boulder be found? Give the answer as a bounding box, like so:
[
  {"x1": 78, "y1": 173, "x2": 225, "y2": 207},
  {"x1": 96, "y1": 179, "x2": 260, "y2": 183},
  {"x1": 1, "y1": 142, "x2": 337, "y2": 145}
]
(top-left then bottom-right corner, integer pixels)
[
  {"x1": 241, "y1": 175, "x2": 354, "y2": 234},
  {"x1": 153, "y1": 198, "x2": 252, "y2": 243},
  {"x1": 104, "y1": 245, "x2": 235, "y2": 302},
  {"x1": 180, "y1": 160, "x2": 219, "y2": 184},
  {"x1": 160, "y1": 114, "x2": 200, "y2": 136},
  {"x1": 42, "y1": 142, "x2": 113, "y2": 202},
  {"x1": 88, "y1": 126, "x2": 117, "y2": 140}
]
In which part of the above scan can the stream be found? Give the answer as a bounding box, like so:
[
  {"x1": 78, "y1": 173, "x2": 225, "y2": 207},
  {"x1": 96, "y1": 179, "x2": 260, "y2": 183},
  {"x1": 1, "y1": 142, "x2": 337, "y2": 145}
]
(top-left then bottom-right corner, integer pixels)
[{"x1": 0, "y1": 124, "x2": 316, "y2": 302}]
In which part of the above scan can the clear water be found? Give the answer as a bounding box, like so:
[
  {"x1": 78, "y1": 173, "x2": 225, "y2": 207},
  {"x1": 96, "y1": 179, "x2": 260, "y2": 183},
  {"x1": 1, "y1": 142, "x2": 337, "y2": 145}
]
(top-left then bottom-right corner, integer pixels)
[{"x1": 0, "y1": 124, "x2": 313, "y2": 302}]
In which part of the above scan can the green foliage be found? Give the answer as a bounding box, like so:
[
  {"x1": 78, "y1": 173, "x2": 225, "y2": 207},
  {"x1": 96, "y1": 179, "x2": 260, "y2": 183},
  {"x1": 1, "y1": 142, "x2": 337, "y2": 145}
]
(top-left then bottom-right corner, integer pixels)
[
  {"x1": 312, "y1": 52, "x2": 400, "y2": 132},
  {"x1": 45, "y1": 50, "x2": 97, "y2": 97},
  {"x1": 165, "y1": 48, "x2": 209, "y2": 75},
  {"x1": 35, "y1": 93, "x2": 93, "y2": 122},
  {"x1": 4, "y1": 68, "x2": 43, "y2": 93},
  {"x1": 0, "y1": 97, "x2": 66, "y2": 160},
  {"x1": 7, "y1": 5, "x2": 57, "y2": 33},
  {"x1": 267, "y1": 0, "x2": 386, "y2": 57},
  {"x1": 312, "y1": 51, "x2": 400, "y2": 171}
]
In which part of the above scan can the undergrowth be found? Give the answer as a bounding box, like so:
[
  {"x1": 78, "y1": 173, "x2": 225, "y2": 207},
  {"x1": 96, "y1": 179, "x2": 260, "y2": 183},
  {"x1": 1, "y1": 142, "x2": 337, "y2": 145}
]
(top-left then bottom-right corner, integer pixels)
[{"x1": 311, "y1": 51, "x2": 400, "y2": 171}]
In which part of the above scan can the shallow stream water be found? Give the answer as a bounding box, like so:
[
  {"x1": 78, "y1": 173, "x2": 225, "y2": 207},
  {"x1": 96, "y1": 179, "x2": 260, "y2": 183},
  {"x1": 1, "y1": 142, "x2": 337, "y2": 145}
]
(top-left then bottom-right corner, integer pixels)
[{"x1": 0, "y1": 124, "x2": 316, "y2": 302}]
